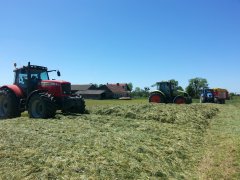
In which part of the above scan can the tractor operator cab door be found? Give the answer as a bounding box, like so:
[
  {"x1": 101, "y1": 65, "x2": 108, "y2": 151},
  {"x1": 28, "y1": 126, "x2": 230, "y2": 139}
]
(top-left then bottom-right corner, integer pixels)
[
  {"x1": 170, "y1": 83, "x2": 179, "y2": 97},
  {"x1": 158, "y1": 82, "x2": 171, "y2": 97},
  {"x1": 14, "y1": 68, "x2": 50, "y2": 94},
  {"x1": 14, "y1": 69, "x2": 28, "y2": 92}
]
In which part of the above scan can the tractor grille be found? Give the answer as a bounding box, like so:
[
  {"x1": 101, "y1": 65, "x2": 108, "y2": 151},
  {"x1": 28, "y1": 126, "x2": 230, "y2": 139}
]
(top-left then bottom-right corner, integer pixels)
[{"x1": 62, "y1": 83, "x2": 71, "y2": 95}]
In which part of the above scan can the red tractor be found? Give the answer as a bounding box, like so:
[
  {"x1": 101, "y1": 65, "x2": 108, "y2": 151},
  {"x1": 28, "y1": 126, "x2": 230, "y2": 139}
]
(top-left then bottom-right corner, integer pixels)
[{"x1": 0, "y1": 62, "x2": 85, "y2": 119}]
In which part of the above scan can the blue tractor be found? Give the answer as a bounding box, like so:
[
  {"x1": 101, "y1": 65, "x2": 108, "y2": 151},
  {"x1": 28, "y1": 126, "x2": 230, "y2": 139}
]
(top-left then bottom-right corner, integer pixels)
[{"x1": 200, "y1": 88, "x2": 214, "y2": 103}]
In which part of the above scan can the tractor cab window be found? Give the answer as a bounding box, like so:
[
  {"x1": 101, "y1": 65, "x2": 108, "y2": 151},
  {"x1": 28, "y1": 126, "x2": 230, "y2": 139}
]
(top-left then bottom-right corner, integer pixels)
[
  {"x1": 15, "y1": 70, "x2": 27, "y2": 87},
  {"x1": 14, "y1": 69, "x2": 49, "y2": 90},
  {"x1": 170, "y1": 84, "x2": 176, "y2": 91},
  {"x1": 30, "y1": 69, "x2": 49, "y2": 81},
  {"x1": 39, "y1": 71, "x2": 49, "y2": 80},
  {"x1": 160, "y1": 83, "x2": 171, "y2": 95}
]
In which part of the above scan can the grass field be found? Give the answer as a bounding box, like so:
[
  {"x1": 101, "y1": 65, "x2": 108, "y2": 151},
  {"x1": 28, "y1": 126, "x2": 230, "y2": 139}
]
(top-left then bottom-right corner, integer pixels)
[{"x1": 0, "y1": 98, "x2": 240, "y2": 179}]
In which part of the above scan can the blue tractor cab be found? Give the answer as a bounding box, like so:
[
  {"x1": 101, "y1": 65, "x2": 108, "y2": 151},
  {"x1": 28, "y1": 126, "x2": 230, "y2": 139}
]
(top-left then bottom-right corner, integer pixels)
[{"x1": 200, "y1": 88, "x2": 214, "y2": 103}]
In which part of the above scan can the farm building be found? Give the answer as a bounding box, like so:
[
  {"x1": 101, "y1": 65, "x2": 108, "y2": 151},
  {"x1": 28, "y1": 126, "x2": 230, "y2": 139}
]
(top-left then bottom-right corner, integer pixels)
[
  {"x1": 72, "y1": 83, "x2": 131, "y2": 99},
  {"x1": 75, "y1": 90, "x2": 106, "y2": 100},
  {"x1": 71, "y1": 84, "x2": 102, "y2": 99},
  {"x1": 99, "y1": 83, "x2": 131, "y2": 99},
  {"x1": 71, "y1": 84, "x2": 97, "y2": 93}
]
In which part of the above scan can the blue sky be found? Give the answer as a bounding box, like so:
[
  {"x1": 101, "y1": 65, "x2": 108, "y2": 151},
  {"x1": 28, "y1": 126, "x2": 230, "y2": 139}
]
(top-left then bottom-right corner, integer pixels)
[{"x1": 0, "y1": 0, "x2": 240, "y2": 92}]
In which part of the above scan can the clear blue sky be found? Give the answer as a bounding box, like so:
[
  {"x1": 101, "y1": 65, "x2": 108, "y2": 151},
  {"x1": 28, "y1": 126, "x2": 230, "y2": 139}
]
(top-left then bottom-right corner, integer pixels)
[{"x1": 0, "y1": 0, "x2": 240, "y2": 92}]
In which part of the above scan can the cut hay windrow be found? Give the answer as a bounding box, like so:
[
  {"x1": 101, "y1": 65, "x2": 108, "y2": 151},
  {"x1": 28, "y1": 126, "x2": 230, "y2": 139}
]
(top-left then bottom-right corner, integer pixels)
[
  {"x1": 0, "y1": 103, "x2": 220, "y2": 179},
  {"x1": 91, "y1": 104, "x2": 219, "y2": 131}
]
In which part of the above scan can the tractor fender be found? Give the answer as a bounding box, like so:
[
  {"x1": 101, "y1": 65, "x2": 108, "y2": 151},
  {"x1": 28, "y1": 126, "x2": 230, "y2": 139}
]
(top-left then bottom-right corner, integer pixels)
[
  {"x1": 0, "y1": 85, "x2": 24, "y2": 98},
  {"x1": 26, "y1": 89, "x2": 48, "y2": 109},
  {"x1": 150, "y1": 90, "x2": 165, "y2": 98},
  {"x1": 177, "y1": 90, "x2": 189, "y2": 97}
]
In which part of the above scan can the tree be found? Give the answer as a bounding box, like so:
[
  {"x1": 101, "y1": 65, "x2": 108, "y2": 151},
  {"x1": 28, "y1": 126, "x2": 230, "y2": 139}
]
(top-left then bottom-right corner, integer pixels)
[
  {"x1": 185, "y1": 85, "x2": 195, "y2": 97},
  {"x1": 143, "y1": 87, "x2": 150, "y2": 97},
  {"x1": 127, "y1": 82, "x2": 133, "y2": 91},
  {"x1": 131, "y1": 87, "x2": 142, "y2": 97},
  {"x1": 92, "y1": 84, "x2": 99, "y2": 88},
  {"x1": 169, "y1": 79, "x2": 179, "y2": 87},
  {"x1": 177, "y1": 86, "x2": 184, "y2": 91},
  {"x1": 186, "y1": 77, "x2": 208, "y2": 98},
  {"x1": 169, "y1": 79, "x2": 183, "y2": 91},
  {"x1": 131, "y1": 87, "x2": 150, "y2": 98}
]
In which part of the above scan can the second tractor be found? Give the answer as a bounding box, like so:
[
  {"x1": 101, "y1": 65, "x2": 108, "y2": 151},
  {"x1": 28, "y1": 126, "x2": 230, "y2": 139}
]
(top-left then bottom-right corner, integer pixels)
[{"x1": 149, "y1": 81, "x2": 192, "y2": 104}]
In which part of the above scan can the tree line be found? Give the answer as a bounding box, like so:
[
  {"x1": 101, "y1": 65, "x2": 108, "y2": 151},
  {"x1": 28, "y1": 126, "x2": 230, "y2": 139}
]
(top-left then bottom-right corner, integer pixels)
[{"x1": 129, "y1": 77, "x2": 209, "y2": 98}]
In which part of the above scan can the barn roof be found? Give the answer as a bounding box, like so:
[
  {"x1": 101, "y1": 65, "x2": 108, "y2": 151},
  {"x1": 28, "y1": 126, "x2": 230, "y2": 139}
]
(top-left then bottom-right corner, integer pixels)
[
  {"x1": 71, "y1": 84, "x2": 96, "y2": 91},
  {"x1": 106, "y1": 84, "x2": 129, "y2": 93}
]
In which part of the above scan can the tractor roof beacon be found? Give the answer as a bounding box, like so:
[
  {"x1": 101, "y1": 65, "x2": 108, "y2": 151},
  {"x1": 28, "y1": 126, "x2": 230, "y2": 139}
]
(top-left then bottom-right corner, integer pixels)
[
  {"x1": 149, "y1": 81, "x2": 192, "y2": 104},
  {"x1": 0, "y1": 62, "x2": 85, "y2": 119}
]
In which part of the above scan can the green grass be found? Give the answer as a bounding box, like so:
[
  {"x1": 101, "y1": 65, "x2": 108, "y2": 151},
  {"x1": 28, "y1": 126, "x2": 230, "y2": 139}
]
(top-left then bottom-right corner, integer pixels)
[
  {"x1": 0, "y1": 98, "x2": 240, "y2": 179},
  {"x1": 197, "y1": 97, "x2": 240, "y2": 179}
]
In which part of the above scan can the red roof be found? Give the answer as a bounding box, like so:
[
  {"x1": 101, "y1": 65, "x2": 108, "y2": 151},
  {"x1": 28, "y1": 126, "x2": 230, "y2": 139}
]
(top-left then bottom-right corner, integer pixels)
[{"x1": 106, "y1": 84, "x2": 129, "y2": 93}]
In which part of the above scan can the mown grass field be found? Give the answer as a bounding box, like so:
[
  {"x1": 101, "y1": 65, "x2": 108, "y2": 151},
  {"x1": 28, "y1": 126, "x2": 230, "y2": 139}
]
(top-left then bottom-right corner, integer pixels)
[{"x1": 0, "y1": 98, "x2": 240, "y2": 179}]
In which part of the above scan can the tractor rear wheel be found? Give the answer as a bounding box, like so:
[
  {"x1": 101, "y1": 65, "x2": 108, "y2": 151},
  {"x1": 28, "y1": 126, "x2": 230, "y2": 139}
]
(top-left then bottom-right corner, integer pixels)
[
  {"x1": 0, "y1": 88, "x2": 20, "y2": 119},
  {"x1": 174, "y1": 96, "x2": 186, "y2": 104},
  {"x1": 28, "y1": 92, "x2": 56, "y2": 118},
  {"x1": 149, "y1": 93, "x2": 163, "y2": 103}
]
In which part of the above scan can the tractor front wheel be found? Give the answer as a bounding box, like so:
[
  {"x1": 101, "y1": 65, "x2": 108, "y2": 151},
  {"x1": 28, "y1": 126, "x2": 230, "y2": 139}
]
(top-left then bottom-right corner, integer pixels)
[
  {"x1": 62, "y1": 96, "x2": 86, "y2": 114},
  {"x1": 28, "y1": 93, "x2": 56, "y2": 118},
  {"x1": 174, "y1": 96, "x2": 186, "y2": 104},
  {"x1": 0, "y1": 88, "x2": 20, "y2": 119},
  {"x1": 149, "y1": 93, "x2": 163, "y2": 103}
]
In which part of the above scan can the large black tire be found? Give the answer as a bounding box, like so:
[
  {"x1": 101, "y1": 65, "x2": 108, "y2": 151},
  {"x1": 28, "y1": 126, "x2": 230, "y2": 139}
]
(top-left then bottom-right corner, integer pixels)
[
  {"x1": 63, "y1": 96, "x2": 86, "y2": 114},
  {"x1": 28, "y1": 92, "x2": 56, "y2": 118},
  {"x1": 0, "y1": 88, "x2": 20, "y2": 119},
  {"x1": 149, "y1": 93, "x2": 163, "y2": 103},
  {"x1": 75, "y1": 96, "x2": 85, "y2": 113},
  {"x1": 219, "y1": 99, "x2": 225, "y2": 104},
  {"x1": 173, "y1": 96, "x2": 186, "y2": 104}
]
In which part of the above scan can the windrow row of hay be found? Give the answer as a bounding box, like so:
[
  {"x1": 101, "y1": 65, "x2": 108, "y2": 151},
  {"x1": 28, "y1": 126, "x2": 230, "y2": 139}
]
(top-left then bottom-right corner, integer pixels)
[
  {"x1": 0, "y1": 104, "x2": 220, "y2": 179},
  {"x1": 90, "y1": 104, "x2": 219, "y2": 131}
]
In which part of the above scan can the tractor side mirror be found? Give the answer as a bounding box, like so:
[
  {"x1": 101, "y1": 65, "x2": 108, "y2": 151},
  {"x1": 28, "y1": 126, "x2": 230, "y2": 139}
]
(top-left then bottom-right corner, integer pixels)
[{"x1": 57, "y1": 70, "x2": 61, "y2": 77}]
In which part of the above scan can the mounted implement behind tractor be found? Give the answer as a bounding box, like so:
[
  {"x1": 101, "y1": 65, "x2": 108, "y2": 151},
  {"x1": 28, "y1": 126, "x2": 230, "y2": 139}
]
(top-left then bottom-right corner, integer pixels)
[
  {"x1": 0, "y1": 62, "x2": 85, "y2": 119},
  {"x1": 149, "y1": 81, "x2": 192, "y2": 104}
]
